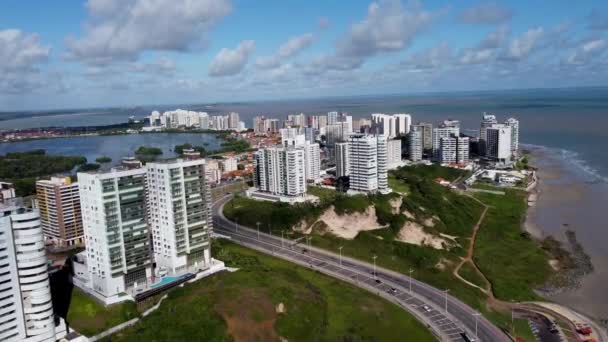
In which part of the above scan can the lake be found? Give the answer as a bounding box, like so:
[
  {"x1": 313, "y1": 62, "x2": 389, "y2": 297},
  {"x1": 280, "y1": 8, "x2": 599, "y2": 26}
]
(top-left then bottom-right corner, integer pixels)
[{"x1": 0, "y1": 133, "x2": 222, "y2": 164}]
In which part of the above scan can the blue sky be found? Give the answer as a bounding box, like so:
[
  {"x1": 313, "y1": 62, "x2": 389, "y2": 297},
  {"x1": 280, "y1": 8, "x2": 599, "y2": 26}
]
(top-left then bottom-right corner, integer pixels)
[{"x1": 1, "y1": 0, "x2": 607, "y2": 111}]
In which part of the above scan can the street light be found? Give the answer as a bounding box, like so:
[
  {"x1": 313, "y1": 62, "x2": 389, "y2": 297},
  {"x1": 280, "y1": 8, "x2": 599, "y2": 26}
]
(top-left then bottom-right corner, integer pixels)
[
  {"x1": 473, "y1": 312, "x2": 481, "y2": 339},
  {"x1": 256, "y1": 222, "x2": 260, "y2": 240},
  {"x1": 281, "y1": 230, "x2": 284, "y2": 248},
  {"x1": 408, "y1": 268, "x2": 414, "y2": 294},
  {"x1": 372, "y1": 255, "x2": 377, "y2": 280},
  {"x1": 338, "y1": 246, "x2": 343, "y2": 267},
  {"x1": 235, "y1": 218, "x2": 238, "y2": 232},
  {"x1": 444, "y1": 289, "x2": 450, "y2": 313}
]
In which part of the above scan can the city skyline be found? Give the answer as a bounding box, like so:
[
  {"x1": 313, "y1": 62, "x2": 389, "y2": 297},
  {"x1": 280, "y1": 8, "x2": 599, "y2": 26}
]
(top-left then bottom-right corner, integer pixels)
[{"x1": 2, "y1": 0, "x2": 608, "y2": 111}]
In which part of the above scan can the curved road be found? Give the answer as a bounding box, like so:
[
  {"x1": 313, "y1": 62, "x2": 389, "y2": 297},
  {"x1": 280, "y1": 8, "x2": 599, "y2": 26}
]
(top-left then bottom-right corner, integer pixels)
[{"x1": 213, "y1": 196, "x2": 508, "y2": 342}]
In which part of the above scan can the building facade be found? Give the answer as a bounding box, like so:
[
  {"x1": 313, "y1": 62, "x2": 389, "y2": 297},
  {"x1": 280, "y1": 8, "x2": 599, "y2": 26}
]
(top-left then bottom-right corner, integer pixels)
[
  {"x1": 253, "y1": 147, "x2": 307, "y2": 197},
  {"x1": 78, "y1": 167, "x2": 152, "y2": 298},
  {"x1": 479, "y1": 113, "x2": 498, "y2": 156},
  {"x1": 504, "y1": 117, "x2": 519, "y2": 157},
  {"x1": 0, "y1": 200, "x2": 56, "y2": 342},
  {"x1": 486, "y1": 125, "x2": 513, "y2": 163},
  {"x1": 146, "y1": 158, "x2": 212, "y2": 276},
  {"x1": 335, "y1": 142, "x2": 350, "y2": 177},
  {"x1": 432, "y1": 121, "x2": 460, "y2": 158},
  {"x1": 347, "y1": 134, "x2": 389, "y2": 193},
  {"x1": 387, "y1": 139, "x2": 402, "y2": 169},
  {"x1": 304, "y1": 142, "x2": 321, "y2": 183},
  {"x1": 439, "y1": 136, "x2": 470, "y2": 164},
  {"x1": 408, "y1": 126, "x2": 423, "y2": 161},
  {"x1": 36, "y1": 177, "x2": 84, "y2": 247}
]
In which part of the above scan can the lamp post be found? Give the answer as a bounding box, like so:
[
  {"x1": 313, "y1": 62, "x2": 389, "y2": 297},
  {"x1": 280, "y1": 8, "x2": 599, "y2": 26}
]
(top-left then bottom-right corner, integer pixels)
[
  {"x1": 235, "y1": 218, "x2": 238, "y2": 232},
  {"x1": 256, "y1": 222, "x2": 260, "y2": 240},
  {"x1": 338, "y1": 246, "x2": 343, "y2": 267},
  {"x1": 444, "y1": 289, "x2": 450, "y2": 313},
  {"x1": 473, "y1": 312, "x2": 481, "y2": 339},
  {"x1": 281, "y1": 230, "x2": 284, "y2": 248},
  {"x1": 372, "y1": 255, "x2": 377, "y2": 280},
  {"x1": 408, "y1": 268, "x2": 414, "y2": 294}
]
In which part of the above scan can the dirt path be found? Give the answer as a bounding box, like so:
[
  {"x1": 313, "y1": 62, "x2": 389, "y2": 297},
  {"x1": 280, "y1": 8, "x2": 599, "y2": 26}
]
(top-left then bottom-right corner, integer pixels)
[{"x1": 452, "y1": 193, "x2": 495, "y2": 296}]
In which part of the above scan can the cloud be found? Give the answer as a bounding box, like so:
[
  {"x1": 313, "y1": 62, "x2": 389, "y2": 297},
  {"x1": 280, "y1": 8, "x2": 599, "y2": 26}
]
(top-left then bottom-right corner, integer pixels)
[
  {"x1": 402, "y1": 42, "x2": 452, "y2": 70},
  {"x1": 565, "y1": 38, "x2": 607, "y2": 65},
  {"x1": 66, "y1": 0, "x2": 232, "y2": 64},
  {"x1": 255, "y1": 33, "x2": 314, "y2": 69},
  {"x1": 459, "y1": 2, "x2": 513, "y2": 25},
  {"x1": 503, "y1": 27, "x2": 544, "y2": 61},
  {"x1": 0, "y1": 29, "x2": 53, "y2": 95},
  {"x1": 587, "y1": 8, "x2": 608, "y2": 31},
  {"x1": 208, "y1": 40, "x2": 256, "y2": 77},
  {"x1": 335, "y1": 0, "x2": 434, "y2": 60},
  {"x1": 458, "y1": 26, "x2": 509, "y2": 64}
]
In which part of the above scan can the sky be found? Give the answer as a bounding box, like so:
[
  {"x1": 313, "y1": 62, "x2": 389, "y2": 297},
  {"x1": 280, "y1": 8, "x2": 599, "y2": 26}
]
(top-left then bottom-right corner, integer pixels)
[{"x1": 1, "y1": 0, "x2": 608, "y2": 111}]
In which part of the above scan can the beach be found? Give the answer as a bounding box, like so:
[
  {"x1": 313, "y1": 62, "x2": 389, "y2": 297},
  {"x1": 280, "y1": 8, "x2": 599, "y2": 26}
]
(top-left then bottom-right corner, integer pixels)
[{"x1": 525, "y1": 145, "x2": 608, "y2": 323}]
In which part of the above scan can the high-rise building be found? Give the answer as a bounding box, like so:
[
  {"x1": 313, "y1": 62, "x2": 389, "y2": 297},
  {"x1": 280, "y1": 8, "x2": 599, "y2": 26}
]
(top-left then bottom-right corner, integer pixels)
[
  {"x1": 480, "y1": 113, "x2": 498, "y2": 156},
  {"x1": 0, "y1": 199, "x2": 56, "y2": 342},
  {"x1": 325, "y1": 122, "x2": 351, "y2": 146},
  {"x1": 393, "y1": 114, "x2": 412, "y2": 136},
  {"x1": 317, "y1": 115, "x2": 328, "y2": 129},
  {"x1": 287, "y1": 113, "x2": 306, "y2": 127},
  {"x1": 36, "y1": 176, "x2": 84, "y2": 247},
  {"x1": 371, "y1": 113, "x2": 393, "y2": 137},
  {"x1": 439, "y1": 136, "x2": 470, "y2": 164},
  {"x1": 303, "y1": 127, "x2": 315, "y2": 143},
  {"x1": 78, "y1": 167, "x2": 152, "y2": 298},
  {"x1": 387, "y1": 139, "x2": 402, "y2": 169},
  {"x1": 432, "y1": 121, "x2": 460, "y2": 159},
  {"x1": 327, "y1": 111, "x2": 339, "y2": 125},
  {"x1": 219, "y1": 157, "x2": 238, "y2": 173},
  {"x1": 304, "y1": 142, "x2": 321, "y2": 183},
  {"x1": 504, "y1": 118, "x2": 519, "y2": 157},
  {"x1": 253, "y1": 146, "x2": 307, "y2": 197},
  {"x1": 280, "y1": 128, "x2": 306, "y2": 147},
  {"x1": 347, "y1": 134, "x2": 389, "y2": 193},
  {"x1": 0, "y1": 181, "x2": 16, "y2": 203},
  {"x1": 228, "y1": 112, "x2": 240, "y2": 129},
  {"x1": 253, "y1": 116, "x2": 266, "y2": 133},
  {"x1": 416, "y1": 122, "x2": 433, "y2": 151},
  {"x1": 265, "y1": 119, "x2": 280, "y2": 133},
  {"x1": 335, "y1": 142, "x2": 350, "y2": 177},
  {"x1": 408, "y1": 126, "x2": 423, "y2": 161},
  {"x1": 486, "y1": 124, "x2": 512, "y2": 163},
  {"x1": 146, "y1": 158, "x2": 212, "y2": 276}
]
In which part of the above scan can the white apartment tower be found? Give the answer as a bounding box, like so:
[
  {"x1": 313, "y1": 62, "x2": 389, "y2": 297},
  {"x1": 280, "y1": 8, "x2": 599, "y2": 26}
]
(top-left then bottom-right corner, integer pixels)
[
  {"x1": 504, "y1": 118, "x2": 520, "y2": 156},
  {"x1": 146, "y1": 158, "x2": 212, "y2": 276},
  {"x1": 0, "y1": 200, "x2": 56, "y2": 342},
  {"x1": 36, "y1": 177, "x2": 84, "y2": 247},
  {"x1": 486, "y1": 125, "x2": 513, "y2": 163},
  {"x1": 409, "y1": 126, "x2": 423, "y2": 161},
  {"x1": 335, "y1": 142, "x2": 350, "y2": 177},
  {"x1": 304, "y1": 142, "x2": 321, "y2": 183},
  {"x1": 254, "y1": 147, "x2": 307, "y2": 197},
  {"x1": 480, "y1": 113, "x2": 498, "y2": 156},
  {"x1": 393, "y1": 114, "x2": 412, "y2": 136},
  {"x1": 432, "y1": 121, "x2": 460, "y2": 159},
  {"x1": 78, "y1": 167, "x2": 152, "y2": 298},
  {"x1": 439, "y1": 136, "x2": 470, "y2": 164},
  {"x1": 387, "y1": 139, "x2": 402, "y2": 169},
  {"x1": 347, "y1": 134, "x2": 390, "y2": 194}
]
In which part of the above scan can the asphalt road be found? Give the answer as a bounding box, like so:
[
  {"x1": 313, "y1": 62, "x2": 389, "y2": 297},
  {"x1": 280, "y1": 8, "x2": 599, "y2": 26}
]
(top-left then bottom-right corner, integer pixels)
[{"x1": 212, "y1": 196, "x2": 508, "y2": 342}]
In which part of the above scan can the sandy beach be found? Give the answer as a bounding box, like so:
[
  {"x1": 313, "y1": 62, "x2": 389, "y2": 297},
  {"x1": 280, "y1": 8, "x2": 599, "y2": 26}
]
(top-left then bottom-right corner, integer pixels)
[{"x1": 525, "y1": 145, "x2": 608, "y2": 324}]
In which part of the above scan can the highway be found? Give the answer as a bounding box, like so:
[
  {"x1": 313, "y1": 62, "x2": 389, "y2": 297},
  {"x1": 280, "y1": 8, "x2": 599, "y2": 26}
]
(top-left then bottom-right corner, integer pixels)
[{"x1": 212, "y1": 196, "x2": 508, "y2": 342}]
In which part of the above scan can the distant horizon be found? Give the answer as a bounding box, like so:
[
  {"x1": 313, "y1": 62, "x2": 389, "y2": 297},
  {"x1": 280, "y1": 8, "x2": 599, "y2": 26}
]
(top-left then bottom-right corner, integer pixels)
[{"x1": 2, "y1": 85, "x2": 608, "y2": 115}]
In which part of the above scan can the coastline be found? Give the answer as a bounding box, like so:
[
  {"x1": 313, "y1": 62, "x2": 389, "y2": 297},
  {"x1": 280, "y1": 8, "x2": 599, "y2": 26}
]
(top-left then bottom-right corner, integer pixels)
[{"x1": 523, "y1": 144, "x2": 608, "y2": 325}]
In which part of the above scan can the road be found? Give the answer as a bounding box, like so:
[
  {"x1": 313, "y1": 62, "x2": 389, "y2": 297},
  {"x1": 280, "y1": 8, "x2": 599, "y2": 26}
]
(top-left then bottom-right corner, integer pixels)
[{"x1": 212, "y1": 196, "x2": 508, "y2": 342}]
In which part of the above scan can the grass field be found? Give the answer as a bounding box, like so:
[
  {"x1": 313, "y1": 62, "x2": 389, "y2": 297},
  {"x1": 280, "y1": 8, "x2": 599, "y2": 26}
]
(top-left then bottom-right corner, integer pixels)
[
  {"x1": 107, "y1": 240, "x2": 436, "y2": 341},
  {"x1": 458, "y1": 262, "x2": 487, "y2": 289},
  {"x1": 68, "y1": 288, "x2": 139, "y2": 336},
  {"x1": 473, "y1": 190, "x2": 551, "y2": 301}
]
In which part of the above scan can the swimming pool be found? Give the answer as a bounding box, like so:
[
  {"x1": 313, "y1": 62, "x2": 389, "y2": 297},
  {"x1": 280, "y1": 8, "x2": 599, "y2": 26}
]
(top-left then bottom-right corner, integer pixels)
[{"x1": 150, "y1": 275, "x2": 183, "y2": 289}]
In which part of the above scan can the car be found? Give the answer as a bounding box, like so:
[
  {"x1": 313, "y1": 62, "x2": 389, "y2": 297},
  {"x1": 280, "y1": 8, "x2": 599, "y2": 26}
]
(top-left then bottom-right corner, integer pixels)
[
  {"x1": 422, "y1": 305, "x2": 432, "y2": 312},
  {"x1": 375, "y1": 279, "x2": 382, "y2": 284},
  {"x1": 390, "y1": 287, "x2": 397, "y2": 294},
  {"x1": 460, "y1": 332, "x2": 476, "y2": 342}
]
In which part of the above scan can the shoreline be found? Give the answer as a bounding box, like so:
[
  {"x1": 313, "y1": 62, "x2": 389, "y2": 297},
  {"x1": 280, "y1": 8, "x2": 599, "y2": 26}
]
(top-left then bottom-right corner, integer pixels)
[{"x1": 522, "y1": 143, "x2": 608, "y2": 324}]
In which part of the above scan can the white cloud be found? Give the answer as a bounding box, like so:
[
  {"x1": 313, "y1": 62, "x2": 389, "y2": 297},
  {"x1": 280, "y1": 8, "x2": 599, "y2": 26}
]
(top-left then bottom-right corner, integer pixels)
[
  {"x1": 458, "y1": 26, "x2": 509, "y2": 64},
  {"x1": 0, "y1": 29, "x2": 51, "y2": 71},
  {"x1": 208, "y1": 40, "x2": 256, "y2": 77},
  {"x1": 255, "y1": 33, "x2": 314, "y2": 69},
  {"x1": 565, "y1": 39, "x2": 607, "y2": 65},
  {"x1": 336, "y1": 0, "x2": 433, "y2": 60},
  {"x1": 0, "y1": 29, "x2": 53, "y2": 94},
  {"x1": 504, "y1": 27, "x2": 544, "y2": 60},
  {"x1": 403, "y1": 42, "x2": 451, "y2": 70},
  {"x1": 67, "y1": 0, "x2": 232, "y2": 64},
  {"x1": 459, "y1": 2, "x2": 513, "y2": 25},
  {"x1": 460, "y1": 48, "x2": 495, "y2": 64}
]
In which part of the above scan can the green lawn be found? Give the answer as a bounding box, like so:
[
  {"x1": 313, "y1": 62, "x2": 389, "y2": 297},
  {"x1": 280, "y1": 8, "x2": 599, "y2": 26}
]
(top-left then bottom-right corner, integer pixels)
[
  {"x1": 473, "y1": 190, "x2": 551, "y2": 301},
  {"x1": 106, "y1": 240, "x2": 436, "y2": 342},
  {"x1": 68, "y1": 288, "x2": 139, "y2": 337},
  {"x1": 388, "y1": 175, "x2": 410, "y2": 194},
  {"x1": 458, "y1": 262, "x2": 487, "y2": 289}
]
